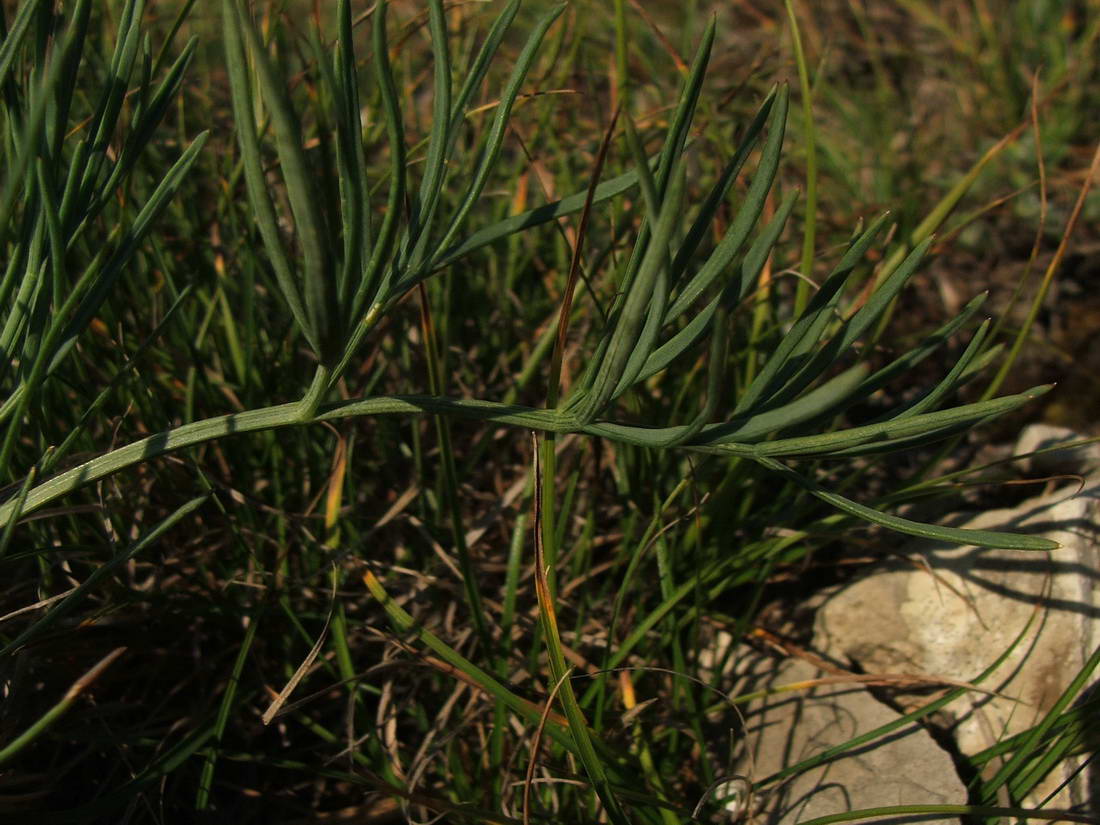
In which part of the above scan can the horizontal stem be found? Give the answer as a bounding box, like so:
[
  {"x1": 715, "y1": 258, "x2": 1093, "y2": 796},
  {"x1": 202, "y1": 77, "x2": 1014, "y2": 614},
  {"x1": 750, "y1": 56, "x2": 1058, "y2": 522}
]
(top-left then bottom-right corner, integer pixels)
[{"x1": 0, "y1": 395, "x2": 577, "y2": 528}]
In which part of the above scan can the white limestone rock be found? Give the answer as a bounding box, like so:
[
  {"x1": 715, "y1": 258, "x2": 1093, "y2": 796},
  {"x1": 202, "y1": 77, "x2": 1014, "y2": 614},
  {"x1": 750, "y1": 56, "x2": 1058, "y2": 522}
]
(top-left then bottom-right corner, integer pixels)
[
  {"x1": 814, "y1": 469, "x2": 1099, "y2": 810},
  {"x1": 732, "y1": 657, "x2": 966, "y2": 825}
]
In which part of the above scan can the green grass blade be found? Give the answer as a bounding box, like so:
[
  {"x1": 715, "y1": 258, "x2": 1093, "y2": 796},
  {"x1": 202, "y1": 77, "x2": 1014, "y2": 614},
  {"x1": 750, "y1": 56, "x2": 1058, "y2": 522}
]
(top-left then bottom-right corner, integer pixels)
[
  {"x1": 430, "y1": 4, "x2": 565, "y2": 260},
  {"x1": 664, "y1": 86, "x2": 789, "y2": 321},
  {"x1": 733, "y1": 212, "x2": 891, "y2": 416},
  {"x1": 362, "y1": 569, "x2": 576, "y2": 753},
  {"x1": 847, "y1": 292, "x2": 989, "y2": 407},
  {"x1": 446, "y1": 0, "x2": 521, "y2": 149},
  {"x1": 0, "y1": 0, "x2": 45, "y2": 89},
  {"x1": 402, "y1": 0, "x2": 452, "y2": 273},
  {"x1": 427, "y1": 170, "x2": 641, "y2": 275},
  {"x1": 752, "y1": 455, "x2": 1057, "y2": 550},
  {"x1": 196, "y1": 607, "x2": 261, "y2": 810},
  {"x1": 888, "y1": 319, "x2": 991, "y2": 420},
  {"x1": 43, "y1": 132, "x2": 210, "y2": 375},
  {"x1": 348, "y1": 0, "x2": 406, "y2": 320},
  {"x1": 979, "y1": 641, "x2": 1100, "y2": 807},
  {"x1": 221, "y1": 0, "x2": 315, "y2": 354},
  {"x1": 1, "y1": 495, "x2": 208, "y2": 655},
  {"x1": 652, "y1": 17, "x2": 714, "y2": 197},
  {"x1": 784, "y1": 0, "x2": 818, "y2": 316},
  {"x1": 753, "y1": 605, "x2": 1046, "y2": 793},
  {"x1": 709, "y1": 385, "x2": 1051, "y2": 455},
  {"x1": 665, "y1": 86, "x2": 779, "y2": 296},
  {"x1": 763, "y1": 237, "x2": 935, "y2": 411},
  {"x1": 579, "y1": 160, "x2": 684, "y2": 420},
  {"x1": 332, "y1": 0, "x2": 370, "y2": 308},
  {"x1": 731, "y1": 186, "x2": 801, "y2": 304},
  {"x1": 231, "y1": 0, "x2": 336, "y2": 363},
  {"x1": 0, "y1": 647, "x2": 127, "y2": 768}
]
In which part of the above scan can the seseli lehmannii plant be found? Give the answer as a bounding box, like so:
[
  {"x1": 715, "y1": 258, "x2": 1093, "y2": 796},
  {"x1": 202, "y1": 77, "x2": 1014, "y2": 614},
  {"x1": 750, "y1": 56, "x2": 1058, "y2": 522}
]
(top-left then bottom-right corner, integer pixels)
[
  {"x1": 0, "y1": 1, "x2": 1056, "y2": 554},
  {"x1": 1, "y1": 1, "x2": 1078, "y2": 818}
]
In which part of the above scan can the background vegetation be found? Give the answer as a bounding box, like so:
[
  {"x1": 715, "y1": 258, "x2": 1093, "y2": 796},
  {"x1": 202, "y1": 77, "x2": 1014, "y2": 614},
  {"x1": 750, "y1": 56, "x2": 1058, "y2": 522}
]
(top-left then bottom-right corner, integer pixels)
[{"x1": 0, "y1": 0, "x2": 1097, "y2": 822}]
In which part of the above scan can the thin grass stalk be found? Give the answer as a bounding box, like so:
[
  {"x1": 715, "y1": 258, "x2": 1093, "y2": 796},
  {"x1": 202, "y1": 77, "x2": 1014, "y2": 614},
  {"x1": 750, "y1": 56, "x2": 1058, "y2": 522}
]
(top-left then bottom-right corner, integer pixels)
[
  {"x1": 232, "y1": 0, "x2": 337, "y2": 363},
  {"x1": 430, "y1": 3, "x2": 565, "y2": 261},
  {"x1": 533, "y1": 440, "x2": 632, "y2": 825},
  {"x1": 195, "y1": 608, "x2": 262, "y2": 810},
  {"x1": 417, "y1": 283, "x2": 493, "y2": 658},
  {"x1": 0, "y1": 647, "x2": 127, "y2": 767},
  {"x1": 984, "y1": 140, "x2": 1100, "y2": 399},
  {"x1": 222, "y1": 0, "x2": 315, "y2": 354},
  {"x1": 784, "y1": 0, "x2": 817, "y2": 316}
]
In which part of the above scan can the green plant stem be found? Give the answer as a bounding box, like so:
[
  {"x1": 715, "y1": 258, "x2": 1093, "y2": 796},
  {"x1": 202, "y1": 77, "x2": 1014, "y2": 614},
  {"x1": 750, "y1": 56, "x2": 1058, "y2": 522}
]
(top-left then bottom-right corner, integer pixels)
[
  {"x1": 785, "y1": 0, "x2": 817, "y2": 316},
  {"x1": 0, "y1": 387, "x2": 1058, "y2": 553},
  {"x1": 418, "y1": 285, "x2": 494, "y2": 659},
  {"x1": 0, "y1": 647, "x2": 127, "y2": 767}
]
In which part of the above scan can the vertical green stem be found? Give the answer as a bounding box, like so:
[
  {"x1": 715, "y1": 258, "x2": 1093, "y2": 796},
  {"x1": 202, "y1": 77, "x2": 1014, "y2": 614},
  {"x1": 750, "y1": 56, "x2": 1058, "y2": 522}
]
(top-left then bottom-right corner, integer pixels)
[
  {"x1": 417, "y1": 285, "x2": 493, "y2": 658},
  {"x1": 785, "y1": 0, "x2": 817, "y2": 316}
]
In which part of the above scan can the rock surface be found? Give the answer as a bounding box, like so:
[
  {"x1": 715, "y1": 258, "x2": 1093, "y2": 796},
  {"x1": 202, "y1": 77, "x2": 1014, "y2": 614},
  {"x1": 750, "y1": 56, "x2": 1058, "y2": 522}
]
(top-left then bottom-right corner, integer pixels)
[
  {"x1": 734, "y1": 658, "x2": 966, "y2": 825},
  {"x1": 814, "y1": 425, "x2": 1100, "y2": 810}
]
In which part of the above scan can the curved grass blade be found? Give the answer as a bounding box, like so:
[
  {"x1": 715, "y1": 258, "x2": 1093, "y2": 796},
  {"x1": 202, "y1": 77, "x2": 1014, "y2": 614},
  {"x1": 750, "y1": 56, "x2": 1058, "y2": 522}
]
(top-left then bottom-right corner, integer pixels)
[
  {"x1": 979, "y1": 641, "x2": 1100, "y2": 808},
  {"x1": 0, "y1": 0, "x2": 45, "y2": 89},
  {"x1": 0, "y1": 495, "x2": 208, "y2": 655},
  {"x1": 611, "y1": 172, "x2": 683, "y2": 398},
  {"x1": 657, "y1": 304, "x2": 730, "y2": 446},
  {"x1": 41, "y1": 133, "x2": 210, "y2": 377},
  {"x1": 752, "y1": 604, "x2": 1044, "y2": 791},
  {"x1": 752, "y1": 454, "x2": 1058, "y2": 550},
  {"x1": 651, "y1": 17, "x2": 714, "y2": 198},
  {"x1": 362, "y1": 569, "x2": 577, "y2": 752},
  {"x1": 0, "y1": 133, "x2": 209, "y2": 476},
  {"x1": 636, "y1": 291, "x2": 722, "y2": 384},
  {"x1": 584, "y1": 363, "x2": 868, "y2": 448},
  {"x1": 665, "y1": 86, "x2": 780, "y2": 298},
  {"x1": 579, "y1": 159, "x2": 685, "y2": 421},
  {"x1": 842, "y1": 292, "x2": 989, "y2": 410},
  {"x1": 349, "y1": 0, "x2": 408, "y2": 322},
  {"x1": 884, "y1": 319, "x2": 991, "y2": 421},
  {"x1": 708, "y1": 385, "x2": 1051, "y2": 456},
  {"x1": 428, "y1": 170, "x2": 642, "y2": 276},
  {"x1": 399, "y1": 0, "x2": 522, "y2": 283},
  {"x1": 75, "y1": 0, "x2": 144, "y2": 207},
  {"x1": 0, "y1": 647, "x2": 127, "y2": 768},
  {"x1": 97, "y1": 38, "x2": 197, "y2": 206},
  {"x1": 332, "y1": 0, "x2": 371, "y2": 308},
  {"x1": 401, "y1": 0, "x2": 452, "y2": 275},
  {"x1": 730, "y1": 186, "x2": 801, "y2": 305}
]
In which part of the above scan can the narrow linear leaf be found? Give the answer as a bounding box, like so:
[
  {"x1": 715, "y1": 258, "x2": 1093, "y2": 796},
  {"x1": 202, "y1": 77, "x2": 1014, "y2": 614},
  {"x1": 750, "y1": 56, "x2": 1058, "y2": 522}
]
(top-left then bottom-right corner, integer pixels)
[
  {"x1": 734, "y1": 213, "x2": 891, "y2": 416},
  {"x1": 752, "y1": 455, "x2": 1058, "y2": 550},
  {"x1": 664, "y1": 85, "x2": 790, "y2": 321}
]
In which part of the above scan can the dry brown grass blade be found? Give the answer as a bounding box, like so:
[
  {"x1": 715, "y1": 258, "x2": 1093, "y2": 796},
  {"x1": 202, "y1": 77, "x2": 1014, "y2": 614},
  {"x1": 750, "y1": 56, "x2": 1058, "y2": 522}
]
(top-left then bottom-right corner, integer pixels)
[
  {"x1": 262, "y1": 571, "x2": 338, "y2": 724},
  {"x1": 625, "y1": 0, "x2": 688, "y2": 74},
  {"x1": 548, "y1": 104, "x2": 622, "y2": 406}
]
